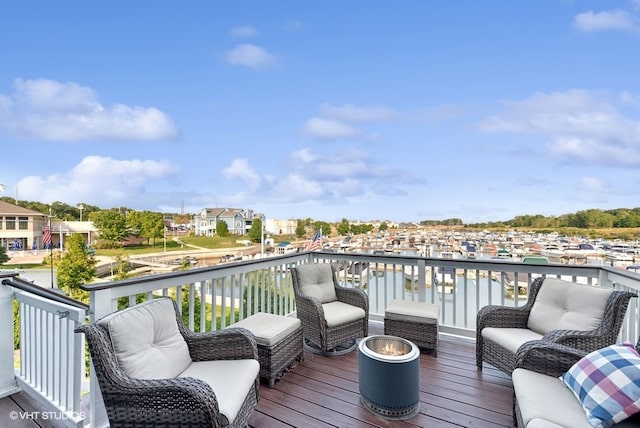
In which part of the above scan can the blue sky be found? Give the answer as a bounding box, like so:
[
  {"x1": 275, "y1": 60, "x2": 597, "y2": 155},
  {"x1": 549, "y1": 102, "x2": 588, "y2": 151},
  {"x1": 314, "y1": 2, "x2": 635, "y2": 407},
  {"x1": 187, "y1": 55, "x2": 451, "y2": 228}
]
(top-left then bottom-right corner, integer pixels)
[{"x1": 1, "y1": 1, "x2": 639, "y2": 223}]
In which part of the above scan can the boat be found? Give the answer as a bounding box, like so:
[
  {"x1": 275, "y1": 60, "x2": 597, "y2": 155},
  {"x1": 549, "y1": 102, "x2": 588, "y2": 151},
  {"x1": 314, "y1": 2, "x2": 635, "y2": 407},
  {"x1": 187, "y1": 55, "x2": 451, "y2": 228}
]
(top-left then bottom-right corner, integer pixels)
[
  {"x1": 521, "y1": 255, "x2": 550, "y2": 264},
  {"x1": 541, "y1": 244, "x2": 564, "y2": 258},
  {"x1": 497, "y1": 248, "x2": 512, "y2": 259},
  {"x1": 564, "y1": 243, "x2": 602, "y2": 258},
  {"x1": 338, "y1": 261, "x2": 369, "y2": 281},
  {"x1": 459, "y1": 242, "x2": 477, "y2": 259}
]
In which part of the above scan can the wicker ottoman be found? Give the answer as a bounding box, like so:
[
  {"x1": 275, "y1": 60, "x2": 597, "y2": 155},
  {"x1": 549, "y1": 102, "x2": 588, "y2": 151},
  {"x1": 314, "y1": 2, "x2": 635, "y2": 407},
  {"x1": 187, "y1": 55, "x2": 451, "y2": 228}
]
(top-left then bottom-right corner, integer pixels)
[
  {"x1": 232, "y1": 313, "x2": 304, "y2": 387},
  {"x1": 384, "y1": 300, "x2": 440, "y2": 356}
]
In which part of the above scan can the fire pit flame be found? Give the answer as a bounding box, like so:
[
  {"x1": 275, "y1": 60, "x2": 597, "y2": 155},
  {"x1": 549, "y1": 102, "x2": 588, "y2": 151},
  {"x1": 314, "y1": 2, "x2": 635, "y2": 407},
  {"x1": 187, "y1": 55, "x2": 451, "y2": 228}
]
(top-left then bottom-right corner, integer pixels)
[{"x1": 380, "y1": 342, "x2": 404, "y2": 356}]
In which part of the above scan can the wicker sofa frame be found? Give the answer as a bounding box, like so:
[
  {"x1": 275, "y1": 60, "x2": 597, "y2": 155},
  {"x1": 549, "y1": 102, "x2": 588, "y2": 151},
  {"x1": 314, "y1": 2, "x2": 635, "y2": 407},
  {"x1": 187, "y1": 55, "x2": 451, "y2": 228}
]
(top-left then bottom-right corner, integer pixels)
[
  {"x1": 513, "y1": 339, "x2": 640, "y2": 427},
  {"x1": 476, "y1": 276, "x2": 635, "y2": 375},
  {"x1": 77, "y1": 299, "x2": 260, "y2": 428},
  {"x1": 291, "y1": 264, "x2": 369, "y2": 353}
]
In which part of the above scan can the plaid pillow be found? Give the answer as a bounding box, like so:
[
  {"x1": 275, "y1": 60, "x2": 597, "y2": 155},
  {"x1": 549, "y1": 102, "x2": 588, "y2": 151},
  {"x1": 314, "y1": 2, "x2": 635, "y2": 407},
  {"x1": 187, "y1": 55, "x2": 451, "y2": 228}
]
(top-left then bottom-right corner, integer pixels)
[{"x1": 560, "y1": 342, "x2": 640, "y2": 428}]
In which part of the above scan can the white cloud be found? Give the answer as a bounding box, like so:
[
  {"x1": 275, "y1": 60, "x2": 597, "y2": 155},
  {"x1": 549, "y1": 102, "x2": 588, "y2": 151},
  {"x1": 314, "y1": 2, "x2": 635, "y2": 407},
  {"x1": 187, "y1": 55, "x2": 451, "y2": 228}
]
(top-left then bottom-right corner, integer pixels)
[
  {"x1": 574, "y1": 9, "x2": 638, "y2": 32},
  {"x1": 478, "y1": 89, "x2": 640, "y2": 166},
  {"x1": 230, "y1": 25, "x2": 258, "y2": 37},
  {"x1": 302, "y1": 117, "x2": 368, "y2": 141},
  {"x1": 222, "y1": 158, "x2": 262, "y2": 190},
  {"x1": 225, "y1": 44, "x2": 277, "y2": 70},
  {"x1": 0, "y1": 78, "x2": 178, "y2": 142},
  {"x1": 319, "y1": 103, "x2": 396, "y2": 123},
  {"x1": 217, "y1": 148, "x2": 415, "y2": 206},
  {"x1": 578, "y1": 176, "x2": 610, "y2": 193},
  {"x1": 16, "y1": 156, "x2": 179, "y2": 205}
]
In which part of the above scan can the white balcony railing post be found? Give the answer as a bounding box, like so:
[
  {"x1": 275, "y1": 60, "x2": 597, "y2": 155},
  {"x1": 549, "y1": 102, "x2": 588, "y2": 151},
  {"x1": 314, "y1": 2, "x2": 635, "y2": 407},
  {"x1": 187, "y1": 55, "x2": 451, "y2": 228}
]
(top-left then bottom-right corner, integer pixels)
[{"x1": 0, "y1": 276, "x2": 19, "y2": 398}]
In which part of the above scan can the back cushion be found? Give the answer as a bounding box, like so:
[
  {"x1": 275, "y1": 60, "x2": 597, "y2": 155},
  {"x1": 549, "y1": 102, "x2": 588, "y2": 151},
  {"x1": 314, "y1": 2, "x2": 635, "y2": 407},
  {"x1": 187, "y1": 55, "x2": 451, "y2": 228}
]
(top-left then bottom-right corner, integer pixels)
[
  {"x1": 97, "y1": 298, "x2": 192, "y2": 379},
  {"x1": 527, "y1": 278, "x2": 612, "y2": 335},
  {"x1": 295, "y1": 264, "x2": 338, "y2": 303}
]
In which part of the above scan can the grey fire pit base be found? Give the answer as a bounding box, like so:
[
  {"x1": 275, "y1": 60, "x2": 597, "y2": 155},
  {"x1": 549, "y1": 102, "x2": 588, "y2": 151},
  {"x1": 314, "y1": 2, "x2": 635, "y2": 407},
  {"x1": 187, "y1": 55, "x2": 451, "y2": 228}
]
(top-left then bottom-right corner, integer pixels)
[
  {"x1": 360, "y1": 395, "x2": 420, "y2": 421},
  {"x1": 359, "y1": 335, "x2": 420, "y2": 420}
]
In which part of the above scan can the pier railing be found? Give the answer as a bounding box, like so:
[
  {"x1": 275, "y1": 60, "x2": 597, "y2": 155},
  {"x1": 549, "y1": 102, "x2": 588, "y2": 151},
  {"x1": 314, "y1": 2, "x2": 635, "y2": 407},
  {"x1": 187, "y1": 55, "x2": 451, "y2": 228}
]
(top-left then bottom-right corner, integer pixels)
[{"x1": 3, "y1": 251, "x2": 640, "y2": 427}]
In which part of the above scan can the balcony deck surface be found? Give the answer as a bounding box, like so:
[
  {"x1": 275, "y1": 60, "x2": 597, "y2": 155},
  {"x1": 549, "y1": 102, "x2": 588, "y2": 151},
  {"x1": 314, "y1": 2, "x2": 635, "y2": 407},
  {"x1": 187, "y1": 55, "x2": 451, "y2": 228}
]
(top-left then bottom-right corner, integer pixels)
[
  {"x1": 1, "y1": 322, "x2": 515, "y2": 428},
  {"x1": 250, "y1": 322, "x2": 515, "y2": 428}
]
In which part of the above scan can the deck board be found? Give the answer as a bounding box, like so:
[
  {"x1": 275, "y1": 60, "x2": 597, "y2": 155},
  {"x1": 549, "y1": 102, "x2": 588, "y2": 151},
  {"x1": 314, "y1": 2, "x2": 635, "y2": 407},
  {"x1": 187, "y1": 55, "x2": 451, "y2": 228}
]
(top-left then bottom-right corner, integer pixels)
[
  {"x1": 1, "y1": 322, "x2": 515, "y2": 427},
  {"x1": 250, "y1": 322, "x2": 515, "y2": 427}
]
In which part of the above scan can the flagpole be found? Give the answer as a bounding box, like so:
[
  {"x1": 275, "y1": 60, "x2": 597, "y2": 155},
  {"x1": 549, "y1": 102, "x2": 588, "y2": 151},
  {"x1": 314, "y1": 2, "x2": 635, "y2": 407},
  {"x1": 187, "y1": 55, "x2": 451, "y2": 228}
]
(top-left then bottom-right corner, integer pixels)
[{"x1": 49, "y1": 209, "x2": 53, "y2": 289}]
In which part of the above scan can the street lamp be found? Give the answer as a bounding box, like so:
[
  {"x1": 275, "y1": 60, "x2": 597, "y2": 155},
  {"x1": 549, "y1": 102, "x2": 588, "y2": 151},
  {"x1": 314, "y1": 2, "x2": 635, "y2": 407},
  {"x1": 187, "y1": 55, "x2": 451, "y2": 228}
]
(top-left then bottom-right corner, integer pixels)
[{"x1": 77, "y1": 204, "x2": 84, "y2": 222}]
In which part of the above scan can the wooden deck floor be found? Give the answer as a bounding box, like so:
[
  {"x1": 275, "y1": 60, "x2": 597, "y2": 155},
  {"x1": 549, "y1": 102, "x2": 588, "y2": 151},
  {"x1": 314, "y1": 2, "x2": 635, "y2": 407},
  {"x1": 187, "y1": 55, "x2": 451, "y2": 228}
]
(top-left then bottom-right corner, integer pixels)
[
  {"x1": 250, "y1": 323, "x2": 515, "y2": 428},
  {"x1": 1, "y1": 322, "x2": 515, "y2": 428}
]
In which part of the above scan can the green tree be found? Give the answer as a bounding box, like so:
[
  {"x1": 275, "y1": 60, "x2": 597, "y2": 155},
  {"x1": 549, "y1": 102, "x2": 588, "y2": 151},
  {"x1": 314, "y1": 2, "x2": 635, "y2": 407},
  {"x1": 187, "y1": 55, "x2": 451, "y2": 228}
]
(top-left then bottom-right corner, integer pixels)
[
  {"x1": 57, "y1": 233, "x2": 97, "y2": 302},
  {"x1": 337, "y1": 218, "x2": 350, "y2": 235},
  {"x1": 113, "y1": 253, "x2": 132, "y2": 280},
  {"x1": 379, "y1": 222, "x2": 388, "y2": 232},
  {"x1": 312, "y1": 221, "x2": 331, "y2": 237},
  {"x1": 90, "y1": 210, "x2": 128, "y2": 244},
  {"x1": 295, "y1": 220, "x2": 306, "y2": 238},
  {"x1": 0, "y1": 245, "x2": 9, "y2": 265},
  {"x1": 140, "y1": 211, "x2": 165, "y2": 246},
  {"x1": 217, "y1": 220, "x2": 230, "y2": 237},
  {"x1": 248, "y1": 218, "x2": 263, "y2": 243}
]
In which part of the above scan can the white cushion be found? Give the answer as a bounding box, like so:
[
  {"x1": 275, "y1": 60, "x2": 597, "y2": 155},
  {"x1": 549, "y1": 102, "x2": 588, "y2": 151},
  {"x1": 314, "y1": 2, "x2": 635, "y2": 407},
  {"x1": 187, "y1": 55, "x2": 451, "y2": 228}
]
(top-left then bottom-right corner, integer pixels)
[
  {"x1": 230, "y1": 313, "x2": 301, "y2": 346},
  {"x1": 385, "y1": 299, "x2": 439, "y2": 324},
  {"x1": 322, "y1": 301, "x2": 366, "y2": 328},
  {"x1": 97, "y1": 298, "x2": 192, "y2": 379},
  {"x1": 481, "y1": 327, "x2": 543, "y2": 354},
  {"x1": 513, "y1": 368, "x2": 593, "y2": 428},
  {"x1": 528, "y1": 278, "x2": 612, "y2": 335},
  {"x1": 295, "y1": 264, "x2": 338, "y2": 303},
  {"x1": 179, "y1": 359, "x2": 259, "y2": 425}
]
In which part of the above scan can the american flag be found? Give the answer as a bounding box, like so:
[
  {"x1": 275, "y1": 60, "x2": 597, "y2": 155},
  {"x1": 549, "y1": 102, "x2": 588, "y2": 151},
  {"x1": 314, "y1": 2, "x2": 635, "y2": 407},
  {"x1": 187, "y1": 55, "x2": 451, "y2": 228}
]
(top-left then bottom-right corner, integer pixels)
[
  {"x1": 305, "y1": 229, "x2": 322, "y2": 252},
  {"x1": 43, "y1": 225, "x2": 52, "y2": 247}
]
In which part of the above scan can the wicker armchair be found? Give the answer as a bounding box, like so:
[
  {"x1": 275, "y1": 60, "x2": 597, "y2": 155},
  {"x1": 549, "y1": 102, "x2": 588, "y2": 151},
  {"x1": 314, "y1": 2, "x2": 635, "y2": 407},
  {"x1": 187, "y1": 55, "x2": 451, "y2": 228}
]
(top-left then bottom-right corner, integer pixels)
[
  {"x1": 291, "y1": 263, "x2": 368, "y2": 354},
  {"x1": 476, "y1": 277, "x2": 635, "y2": 375},
  {"x1": 77, "y1": 298, "x2": 260, "y2": 428}
]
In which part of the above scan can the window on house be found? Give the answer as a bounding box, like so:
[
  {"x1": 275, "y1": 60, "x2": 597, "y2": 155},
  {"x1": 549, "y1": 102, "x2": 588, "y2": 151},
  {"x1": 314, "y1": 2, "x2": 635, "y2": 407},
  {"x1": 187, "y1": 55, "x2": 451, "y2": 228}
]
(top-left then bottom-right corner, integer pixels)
[
  {"x1": 5, "y1": 216, "x2": 16, "y2": 230},
  {"x1": 19, "y1": 216, "x2": 28, "y2": 230}
]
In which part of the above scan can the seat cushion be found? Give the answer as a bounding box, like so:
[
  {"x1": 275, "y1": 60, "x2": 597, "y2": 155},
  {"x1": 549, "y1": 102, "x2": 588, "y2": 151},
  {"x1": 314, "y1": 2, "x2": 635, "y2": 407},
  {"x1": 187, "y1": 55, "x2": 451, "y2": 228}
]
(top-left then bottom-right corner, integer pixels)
[
  {"x1": 296, "y1": 264, "x2": 338, "y2": 303},
  {"x1": 527, "y1": 278, "x2": 612, "y2": 335},
  {"x1": 481, "y1": 327, "x2": 544, "y2": 354},
  {"x1": 513, "y1": 368, "x2": 593, "y2": 428},
  {"x1": 560, "y1": 342, "x2": 640, "y2": 427},
  {"x1": 385, "y1": 299, "x2": 439, "y2": 324},
  {"x1": 179, "y1": 359, "x2": 259, "y2": 425},
  {"x1": 97, "y1": 298, "x2": 191, "y2": 379},
  {"x1": 231, "y1": 313, "x2": 301, "y2": 346},
  {"x1": 322, "y1": 301, "x2": 366, "y2": 328}
]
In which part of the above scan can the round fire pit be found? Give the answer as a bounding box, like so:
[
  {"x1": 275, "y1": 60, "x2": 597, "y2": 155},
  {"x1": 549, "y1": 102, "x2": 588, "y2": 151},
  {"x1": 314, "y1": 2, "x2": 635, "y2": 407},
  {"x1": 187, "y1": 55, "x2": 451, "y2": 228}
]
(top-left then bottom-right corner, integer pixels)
[{"x1": 358, "y1": 335, "x2": 420, "y2": 420}]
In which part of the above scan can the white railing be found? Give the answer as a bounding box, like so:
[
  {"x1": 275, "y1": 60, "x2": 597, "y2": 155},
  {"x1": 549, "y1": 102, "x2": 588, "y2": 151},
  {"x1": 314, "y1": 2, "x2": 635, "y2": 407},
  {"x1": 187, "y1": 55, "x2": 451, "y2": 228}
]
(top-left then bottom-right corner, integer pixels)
[
  {"x1": 2, "y1": 275, "x2": 88, "y2": 428},
  {"x1": 4, "y1": 251, "x2": 640, "y2": 427}
]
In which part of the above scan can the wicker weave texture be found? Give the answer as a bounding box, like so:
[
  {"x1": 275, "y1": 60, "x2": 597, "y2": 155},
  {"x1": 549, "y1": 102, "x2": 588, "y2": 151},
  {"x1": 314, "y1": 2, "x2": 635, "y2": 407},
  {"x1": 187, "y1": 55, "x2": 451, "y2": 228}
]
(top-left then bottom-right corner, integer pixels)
[
  {"x1": 476, "y1": 277, "x2": 635, "y2": 376},
  {"x1": 384, "y1": 318, "x2": 439, "y2": 356},
  {"x1": 291, "y1": 264, "x2": 369, "y2": 353},
  {"x1": 257, "y1": 326, "x2": 304, "y2": 388},
  {"x1": 77, "y1": 298, "x2": 260, "y2": 428}
]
